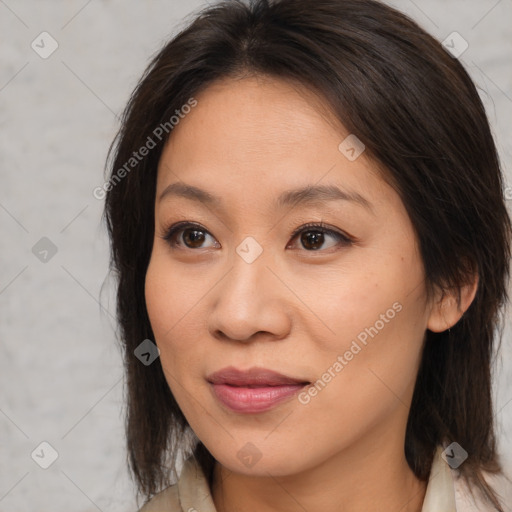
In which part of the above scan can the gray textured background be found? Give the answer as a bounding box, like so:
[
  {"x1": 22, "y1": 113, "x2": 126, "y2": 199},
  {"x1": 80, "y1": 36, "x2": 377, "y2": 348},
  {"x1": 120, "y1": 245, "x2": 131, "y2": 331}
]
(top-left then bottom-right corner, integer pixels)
[{"x1": 1, "y1": 1, "x2": 511, "y2": 511}]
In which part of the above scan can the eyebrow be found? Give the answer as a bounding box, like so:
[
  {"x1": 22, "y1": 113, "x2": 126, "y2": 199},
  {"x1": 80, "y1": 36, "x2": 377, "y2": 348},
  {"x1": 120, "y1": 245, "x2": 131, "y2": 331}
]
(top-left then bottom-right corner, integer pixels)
[{"x1": 158, "y1": 181, "x2": 373, "y2": 213}]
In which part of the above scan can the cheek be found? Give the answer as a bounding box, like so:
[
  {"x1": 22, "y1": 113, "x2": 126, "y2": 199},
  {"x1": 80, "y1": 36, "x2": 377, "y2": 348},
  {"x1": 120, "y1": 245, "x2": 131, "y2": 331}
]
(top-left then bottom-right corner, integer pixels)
[
  {"x1": 145, "y1": 244, "x2": 208, "y2": 334},
  {"x1": 312, "y1": 277, "x2": 427, "y2": 419},
  {"x1": 305, "y1": 243, "x2": 429, "y2": 403},
  {"x1": 145, "y1": 255, "x2": 172, "y2": 344},
  {"x1": 144, "y1": 252, "x2": 199, "y2": 370},
  {"x1": 309, "y1": 245, "x2": 427, "y2": 355},
  {"x1": 144, "y1": 252, "x2": 212, "y2": 427}
]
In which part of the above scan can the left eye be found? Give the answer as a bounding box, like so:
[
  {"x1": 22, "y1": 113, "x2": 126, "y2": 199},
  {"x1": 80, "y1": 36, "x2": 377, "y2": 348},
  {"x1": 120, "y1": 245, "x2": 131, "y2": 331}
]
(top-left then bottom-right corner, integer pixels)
[{"x1": 161, "y1": 222, "x2": 352, "y2": 251}]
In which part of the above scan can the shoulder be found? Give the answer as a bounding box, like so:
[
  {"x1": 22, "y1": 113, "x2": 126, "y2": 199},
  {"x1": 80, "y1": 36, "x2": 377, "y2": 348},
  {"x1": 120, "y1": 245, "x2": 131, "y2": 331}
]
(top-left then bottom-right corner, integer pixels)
[
  {"x1": 453, "y1": 468, "x2": 512, "y2": 512},
  {"x1": 425, "y1": 445, "x2": 509, "y2": 512},
  {"x1": 138, "y1": 484, "x2": 180, "y2": 512},
  {"x1": 136, "y1": 455, "x2": 217, "y2": 512}
]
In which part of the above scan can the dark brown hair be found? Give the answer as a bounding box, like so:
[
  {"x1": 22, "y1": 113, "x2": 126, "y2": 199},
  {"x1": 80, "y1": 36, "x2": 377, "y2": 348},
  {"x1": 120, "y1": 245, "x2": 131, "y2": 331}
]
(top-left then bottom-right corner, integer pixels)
[{"x1": 103, "y1": 0, "x2": 512, "y2": 509}]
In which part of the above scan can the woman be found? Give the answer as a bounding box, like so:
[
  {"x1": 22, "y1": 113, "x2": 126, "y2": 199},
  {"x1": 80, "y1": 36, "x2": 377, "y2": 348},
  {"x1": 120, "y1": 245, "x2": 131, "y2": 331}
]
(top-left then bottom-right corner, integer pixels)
[{"x1": 103, "y1": 0, "x2": 512, "y2": 510}]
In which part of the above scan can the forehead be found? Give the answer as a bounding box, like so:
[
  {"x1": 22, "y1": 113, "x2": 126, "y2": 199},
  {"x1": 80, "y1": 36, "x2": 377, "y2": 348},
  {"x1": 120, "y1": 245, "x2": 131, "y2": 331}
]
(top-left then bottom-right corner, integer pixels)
[
  {"x1": 163, "y1": 75, "x2": 345, "y2": 161},
  {"x1": 155, "y1": 75, "x2": 391, "y2": 215}
]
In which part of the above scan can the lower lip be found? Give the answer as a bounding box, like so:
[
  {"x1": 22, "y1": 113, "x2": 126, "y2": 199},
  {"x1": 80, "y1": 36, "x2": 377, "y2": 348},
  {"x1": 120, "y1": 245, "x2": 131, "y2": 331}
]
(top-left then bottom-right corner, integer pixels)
[{"x1": 209, "y1": 382, "x2": 307, "y2": 413}]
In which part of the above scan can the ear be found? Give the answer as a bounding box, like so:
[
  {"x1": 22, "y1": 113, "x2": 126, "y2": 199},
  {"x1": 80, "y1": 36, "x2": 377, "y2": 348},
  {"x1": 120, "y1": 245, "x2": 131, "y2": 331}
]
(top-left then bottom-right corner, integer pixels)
[{"x1": 427, "y1": 274, "x2": 479, "y2": 333}]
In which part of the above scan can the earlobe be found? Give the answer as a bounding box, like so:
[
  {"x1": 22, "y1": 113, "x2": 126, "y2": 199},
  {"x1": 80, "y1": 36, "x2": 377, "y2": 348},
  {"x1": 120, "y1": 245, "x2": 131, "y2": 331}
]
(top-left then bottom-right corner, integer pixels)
[{"x1": 427, "y1": 275, "x2": 479, "y2": 333}]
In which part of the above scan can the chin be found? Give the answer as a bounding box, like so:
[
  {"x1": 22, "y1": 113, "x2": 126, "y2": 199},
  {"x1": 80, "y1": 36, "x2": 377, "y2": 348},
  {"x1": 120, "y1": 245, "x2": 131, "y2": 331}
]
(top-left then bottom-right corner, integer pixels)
[{"x1": 209, "y1": 440, "x2": 314, "y2": 477}]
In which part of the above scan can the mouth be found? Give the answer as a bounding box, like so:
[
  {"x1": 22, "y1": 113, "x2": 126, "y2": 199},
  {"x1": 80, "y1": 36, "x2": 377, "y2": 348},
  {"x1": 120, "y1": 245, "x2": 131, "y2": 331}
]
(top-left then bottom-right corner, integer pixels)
[{"x1": 206, "y1": 366, "x2": 311, "y2": 413}]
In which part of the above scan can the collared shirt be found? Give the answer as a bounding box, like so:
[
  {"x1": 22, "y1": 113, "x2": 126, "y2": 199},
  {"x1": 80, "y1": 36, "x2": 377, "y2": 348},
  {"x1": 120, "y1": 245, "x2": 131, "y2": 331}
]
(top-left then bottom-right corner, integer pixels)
[{"x1": 139, "y1": 445, "x2": 492, "y2": 512}]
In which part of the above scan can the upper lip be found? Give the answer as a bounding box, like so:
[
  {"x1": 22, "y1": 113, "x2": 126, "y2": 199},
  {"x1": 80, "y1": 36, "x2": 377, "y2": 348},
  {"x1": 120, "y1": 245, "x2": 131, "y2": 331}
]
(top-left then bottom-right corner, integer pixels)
[{"x1": 207, "y1": 366, "x2": 310, "y2": 387}]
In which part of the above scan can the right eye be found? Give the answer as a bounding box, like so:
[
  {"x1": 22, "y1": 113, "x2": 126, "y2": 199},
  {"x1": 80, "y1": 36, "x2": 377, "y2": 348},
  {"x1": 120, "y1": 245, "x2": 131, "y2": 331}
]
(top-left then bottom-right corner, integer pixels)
[{"x1": 161, "y1": 222, "x2": 220, "y2": 250}]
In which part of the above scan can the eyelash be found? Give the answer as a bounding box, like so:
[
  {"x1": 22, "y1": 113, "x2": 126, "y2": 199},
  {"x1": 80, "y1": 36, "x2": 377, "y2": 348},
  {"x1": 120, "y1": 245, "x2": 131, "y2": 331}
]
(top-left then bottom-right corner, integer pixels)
[{"x1": 160, "y1": 221, "x2": 354, "y2": 252}]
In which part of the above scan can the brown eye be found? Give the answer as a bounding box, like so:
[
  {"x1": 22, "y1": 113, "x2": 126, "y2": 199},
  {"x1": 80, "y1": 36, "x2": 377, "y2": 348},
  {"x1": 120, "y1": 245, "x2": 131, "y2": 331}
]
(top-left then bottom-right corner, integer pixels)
[
  {"x1": 162, "y1": 222, "x2": 219, "y2": 249},
  {"x1": 288, "y1": 222, "x2": 353, "y2": 252},
  {"x1": 182, "y1": 227, "x2": 207, "y2": 248},
  {"x1": 300, "y1": 230, "x2": 326, "y2": 250}
]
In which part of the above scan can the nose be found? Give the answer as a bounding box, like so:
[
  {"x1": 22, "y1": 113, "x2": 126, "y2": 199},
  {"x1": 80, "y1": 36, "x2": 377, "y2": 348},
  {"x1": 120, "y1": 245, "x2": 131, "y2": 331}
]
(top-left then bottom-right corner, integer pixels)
[{"x1": 207, "y1": 248, "x2": 291, "y2": 343}]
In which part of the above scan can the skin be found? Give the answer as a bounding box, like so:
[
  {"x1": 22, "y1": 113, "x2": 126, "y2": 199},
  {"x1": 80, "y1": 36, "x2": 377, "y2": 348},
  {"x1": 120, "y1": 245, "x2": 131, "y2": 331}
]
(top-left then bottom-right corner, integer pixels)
[{"x1": 144, "y1": 75, "x2": 477, "y2": 512}]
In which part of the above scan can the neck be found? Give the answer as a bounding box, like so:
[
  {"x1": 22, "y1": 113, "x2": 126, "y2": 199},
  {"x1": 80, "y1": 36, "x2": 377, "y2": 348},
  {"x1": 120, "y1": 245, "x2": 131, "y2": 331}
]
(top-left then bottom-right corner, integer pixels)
[{"x1": 211, "y1": 436, "x2": 427, "y2": 512}]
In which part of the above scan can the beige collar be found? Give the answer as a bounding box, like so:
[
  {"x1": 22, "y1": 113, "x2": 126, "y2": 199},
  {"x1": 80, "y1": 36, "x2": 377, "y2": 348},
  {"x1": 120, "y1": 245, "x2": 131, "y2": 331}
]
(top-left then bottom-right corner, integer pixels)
[{"x1": 421, "y1": 445, "x2": 457, "y2": 512}]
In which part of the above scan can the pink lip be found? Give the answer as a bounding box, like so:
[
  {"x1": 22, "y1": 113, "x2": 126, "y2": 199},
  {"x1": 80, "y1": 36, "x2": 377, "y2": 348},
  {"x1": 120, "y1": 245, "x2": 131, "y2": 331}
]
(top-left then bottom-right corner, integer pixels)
[{"x1": 207, "y1": 366, "x2": 310, "y2": 413}]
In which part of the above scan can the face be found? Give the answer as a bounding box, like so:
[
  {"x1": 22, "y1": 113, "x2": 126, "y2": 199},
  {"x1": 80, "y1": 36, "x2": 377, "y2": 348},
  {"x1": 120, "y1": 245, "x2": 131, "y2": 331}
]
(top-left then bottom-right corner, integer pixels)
[{"x1": 145, "y1": 75, "x2": 435, "y2": 477}]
